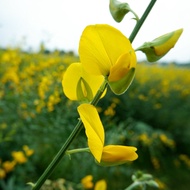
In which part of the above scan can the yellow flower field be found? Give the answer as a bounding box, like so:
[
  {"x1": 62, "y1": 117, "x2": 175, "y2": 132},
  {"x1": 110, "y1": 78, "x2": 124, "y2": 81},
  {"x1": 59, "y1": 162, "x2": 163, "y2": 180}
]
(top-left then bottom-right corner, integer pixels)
[{"x1": 0, "y1": 48, "x2": 190, "y2": 190}]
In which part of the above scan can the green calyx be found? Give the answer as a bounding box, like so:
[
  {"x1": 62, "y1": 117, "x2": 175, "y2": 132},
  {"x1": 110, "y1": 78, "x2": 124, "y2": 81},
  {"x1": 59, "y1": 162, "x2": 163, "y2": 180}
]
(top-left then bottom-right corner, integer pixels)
[
  {"x1": 76, "y1": 77, "x2": 93, "y2": 103},
  {"x1": 108, "y1": 68, "x2": 135, "y2": 95}
]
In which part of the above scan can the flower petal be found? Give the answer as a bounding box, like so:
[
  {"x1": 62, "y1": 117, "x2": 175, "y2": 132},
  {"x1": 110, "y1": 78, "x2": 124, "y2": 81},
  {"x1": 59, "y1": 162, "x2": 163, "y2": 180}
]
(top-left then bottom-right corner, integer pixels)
[
  {"x1": 79, "y1": 24, "x2": 132, "y2": 76},
  {"x1": 99, "y1": 145, "x2": 138, "y2": 166},
  {"x1": 108, "y1": 47, "x2": 136, "y2": 95},
  {"x1": 77, "y1": 104, "x2": 105, "y2": 162},
  {"x1": 108, "y1": 50, "x2": 136, "y2": 82},
  {"x1": 62, "y1": 62, "x2": 105, "y2": 101}
]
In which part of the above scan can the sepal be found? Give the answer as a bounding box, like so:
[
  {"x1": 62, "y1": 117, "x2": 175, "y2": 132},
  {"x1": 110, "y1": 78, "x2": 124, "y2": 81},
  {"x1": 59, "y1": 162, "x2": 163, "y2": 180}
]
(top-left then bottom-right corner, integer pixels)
[
  {"x1": 108, "y1": 68, "x2": 135, "y2": 95},
  {"x1": 76, "y1": 77, "x2": 93, "y2": 103}
]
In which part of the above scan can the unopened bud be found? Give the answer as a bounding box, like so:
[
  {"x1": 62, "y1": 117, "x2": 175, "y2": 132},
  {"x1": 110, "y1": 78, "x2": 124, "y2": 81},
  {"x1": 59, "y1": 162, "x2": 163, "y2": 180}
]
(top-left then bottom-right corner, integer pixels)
[
  {"x1": 136, "y1": 28, "x2": 183, "y2": 62},
  {"x1": 109, "y1": 0, "x2": 139, "y2": 22}
]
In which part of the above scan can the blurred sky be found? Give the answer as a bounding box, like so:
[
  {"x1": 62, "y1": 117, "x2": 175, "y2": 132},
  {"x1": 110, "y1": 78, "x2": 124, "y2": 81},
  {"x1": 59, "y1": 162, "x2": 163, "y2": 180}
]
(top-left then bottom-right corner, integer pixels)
[{"x1": 0, "y1": 0, "x2": 189, "y2": 63}]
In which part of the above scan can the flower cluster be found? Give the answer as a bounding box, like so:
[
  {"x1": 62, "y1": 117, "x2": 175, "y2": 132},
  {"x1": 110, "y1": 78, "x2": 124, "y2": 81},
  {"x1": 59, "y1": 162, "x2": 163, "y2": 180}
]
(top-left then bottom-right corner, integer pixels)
[
  {"x1": 0, "y1": 145, "x2": 34, "y2": 179},
  {"x1": 62, "y1": 21, "x2": 183, "y2": 167},
  {"x1": 62, "y1": 24, "x2": 138, "y2": 166},
  {"x1": 81, "y1": 175, "x2": 107, "y2": 190}
]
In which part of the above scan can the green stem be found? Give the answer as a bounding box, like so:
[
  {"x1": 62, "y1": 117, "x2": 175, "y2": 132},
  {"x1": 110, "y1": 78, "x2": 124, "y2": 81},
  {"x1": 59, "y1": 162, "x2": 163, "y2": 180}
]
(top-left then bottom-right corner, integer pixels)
[
  {"x1": 129, "y1": 0, "x2": 157, "y2": 43},
  {"x1": 32, "y1": 80, "x2": 108, "y2": 190},
  {"x1": 66, "y1": 147, "x2": 90, "y2": 155}
]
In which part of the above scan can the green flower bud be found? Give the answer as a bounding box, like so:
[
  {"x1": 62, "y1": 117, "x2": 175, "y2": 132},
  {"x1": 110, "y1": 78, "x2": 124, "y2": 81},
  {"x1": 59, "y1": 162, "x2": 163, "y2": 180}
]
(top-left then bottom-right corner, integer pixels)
[
  {"x1": 136, "y1": 28, "x2": 183, "y2": 62},
  {"x1": 109, "y1": 0, "x2": 139, "y2": 22},
  {"x1": 76, "y1": 77, "x2": 93, "y2": 103}
]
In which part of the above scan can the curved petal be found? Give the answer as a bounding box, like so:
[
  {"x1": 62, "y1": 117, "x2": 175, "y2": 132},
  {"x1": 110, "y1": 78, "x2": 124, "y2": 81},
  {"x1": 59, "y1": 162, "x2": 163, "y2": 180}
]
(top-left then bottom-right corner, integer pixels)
[
  {"x1": 100, "y1": 145, "x2": 138, "y2": 166},
  {"x1": 79, "y1": 24, "x2": 133, "y2": 76},
  {"x1": 77, "y1": 104, "x2": 105, "y2": 162},
  {"x1": 62, "y1": 62, "x2": 105, "y2": 101},
  {"x1": 108, "y1": 50, "x2": 136, "y2": 82}
]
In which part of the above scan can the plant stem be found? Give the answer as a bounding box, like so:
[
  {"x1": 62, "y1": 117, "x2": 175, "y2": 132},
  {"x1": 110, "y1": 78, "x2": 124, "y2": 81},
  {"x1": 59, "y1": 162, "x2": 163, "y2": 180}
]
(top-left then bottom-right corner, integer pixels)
[
  {"x1": 66, "y1": 147, "x2": 90, "y2": 155},
  {"x1": 32, "y1": 80, "x2": 108, "y2": 190},
  {"x1": 129, "y1": 0, "x2": 157, "y2": 43},
  {"x1": 32, "y1": 119, "x2": 83, "y2": 190}
]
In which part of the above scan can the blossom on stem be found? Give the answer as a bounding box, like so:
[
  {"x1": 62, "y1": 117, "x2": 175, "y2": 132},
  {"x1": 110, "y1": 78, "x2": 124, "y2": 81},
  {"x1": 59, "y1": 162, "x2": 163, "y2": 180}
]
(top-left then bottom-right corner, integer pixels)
[
  {"x1": 81, "y1": 175, "x2": 94, "y2": 189},
  {"x1": 79, "y1": 24, "x2": 137, "y2": 95},
  {"x1": 77, "y1": 104, "x2": 138, "y2": 166},
  {"x1": 62, "y1": 62, "x2": 105, "y2": 102}
]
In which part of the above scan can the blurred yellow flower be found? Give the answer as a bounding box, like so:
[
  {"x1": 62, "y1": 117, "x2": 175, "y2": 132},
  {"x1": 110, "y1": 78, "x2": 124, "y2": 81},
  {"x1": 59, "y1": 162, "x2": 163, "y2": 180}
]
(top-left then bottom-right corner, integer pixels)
[
  {"x1": 81, "y1": 175, "x2": 94, "y2": 189},
  {"x1": 0, "y1": 168, "x2": 6, "y2": 179},
  {"x1": 139, "y1": 133, "x2": 151, "y2": 145},
  {"x1": 94, "y1": 179, "x2": 107, "y2": 190},
  {"x1": 151, "y1": 157, "x2": 160, "y2": 170},
  {"x1": 2, "y1": 160, "x2": 16, "y2": 173},
  {"x1": 78, "y1": 104, "x2": 138, "y2": 166},
  {"x1": 12, "y1": 151, "x2": 27, "y2": 164},
  {"x1": 23, "y1": 145, "x2": 34, "y2": 157}
]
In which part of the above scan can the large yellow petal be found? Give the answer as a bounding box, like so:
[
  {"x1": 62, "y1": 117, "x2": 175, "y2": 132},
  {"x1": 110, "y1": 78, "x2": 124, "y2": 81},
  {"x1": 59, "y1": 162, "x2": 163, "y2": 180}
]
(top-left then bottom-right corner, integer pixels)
[
  {"x1": 77, "y1": 104, "x2": 105, "y2": 162},
  {"x1": 79, "y1": 24, "x2": 132, "y2": 76},
  {"x1": 62, "y1": 62, "x2": 105, "y2": 101},
  {"x1": 100, "y1": 145, "x2": 138, "y2": 166}
]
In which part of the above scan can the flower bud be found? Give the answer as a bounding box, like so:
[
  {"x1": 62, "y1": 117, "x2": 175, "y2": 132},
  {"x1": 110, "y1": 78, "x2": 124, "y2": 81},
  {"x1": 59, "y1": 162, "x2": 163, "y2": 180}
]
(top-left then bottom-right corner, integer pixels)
[
  {"x1": 109, "y1": 0, "x2": 139, "y2": 22},
  {"x1": 136, "y1": 28, "x2": 183, "y2": 62}
]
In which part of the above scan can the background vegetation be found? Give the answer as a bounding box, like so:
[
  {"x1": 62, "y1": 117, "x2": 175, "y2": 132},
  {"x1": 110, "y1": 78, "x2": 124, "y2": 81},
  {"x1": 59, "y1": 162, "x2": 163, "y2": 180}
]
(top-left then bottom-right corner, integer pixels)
[{"x1": 0, "y1": 47, "x2": 190, "y2": 190}]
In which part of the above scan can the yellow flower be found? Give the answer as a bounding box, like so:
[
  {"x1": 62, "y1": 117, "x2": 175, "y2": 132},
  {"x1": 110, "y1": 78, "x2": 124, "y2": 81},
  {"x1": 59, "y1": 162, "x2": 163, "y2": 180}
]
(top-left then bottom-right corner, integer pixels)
[
  {"x1": 11, "y1": 151, "x2": 27, "y2": 164},
  {"x1": 0, "y1": 168, "x2": 6, "y2": 179},
  {"x1": 79, "y1": 24, "x2": 136, "y2": 94},
  {"x1": 62, "y1": 62, "x2": 105, "y2": 102},
  {"x1": 94, "y1": 179, "x2": 107, "y2": 190},
  {"x1": 77, "y1": 104, "x2": 138, "y2": 166},
  {"x1": 2, "y1": 161, "x2": 16, "y2": 173},
  {"x1": 23, "y1": 145, "x2": 34, "y2": 157},
  {"x1": 81, "y1": 175, "x2": 94, "y2": 189}
]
